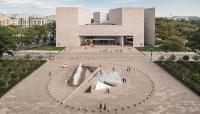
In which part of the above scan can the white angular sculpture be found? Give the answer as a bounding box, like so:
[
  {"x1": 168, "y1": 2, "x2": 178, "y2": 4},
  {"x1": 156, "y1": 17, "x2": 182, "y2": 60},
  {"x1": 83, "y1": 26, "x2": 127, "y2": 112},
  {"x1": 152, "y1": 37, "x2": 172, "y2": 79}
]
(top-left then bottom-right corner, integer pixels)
[
  {"x1": 73, "y1": 63, "x2": 82, "y2": 86},
  {"x1": 95, "y1": 81, "x2": 111, "y2": 90},
  {"x1": 96, "y1": 70, "x2": 122, "y2": 86}
]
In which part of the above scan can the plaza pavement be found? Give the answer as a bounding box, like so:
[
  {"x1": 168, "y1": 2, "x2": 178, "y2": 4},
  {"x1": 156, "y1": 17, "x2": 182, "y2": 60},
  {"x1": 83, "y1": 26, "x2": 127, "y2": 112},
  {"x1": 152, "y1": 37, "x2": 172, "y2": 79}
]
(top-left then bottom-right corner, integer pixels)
[{"x1": 0, "y1": 46, "x2": 199, "y2": 114}]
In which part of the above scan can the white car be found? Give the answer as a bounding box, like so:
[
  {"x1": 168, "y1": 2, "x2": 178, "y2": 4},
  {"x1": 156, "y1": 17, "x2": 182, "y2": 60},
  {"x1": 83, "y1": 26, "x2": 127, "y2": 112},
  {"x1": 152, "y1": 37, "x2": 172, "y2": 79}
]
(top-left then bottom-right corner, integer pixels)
[{"x1": 62, "y1": 64, "x2": 68, "y2": 68}]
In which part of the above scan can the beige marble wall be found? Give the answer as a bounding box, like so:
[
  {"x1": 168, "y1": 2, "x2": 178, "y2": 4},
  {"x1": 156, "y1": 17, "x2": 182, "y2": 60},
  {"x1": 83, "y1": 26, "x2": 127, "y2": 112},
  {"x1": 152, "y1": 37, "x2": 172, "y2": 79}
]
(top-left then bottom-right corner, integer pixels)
[
  {"x1": 56, "y1": 7, "x2": 155, "y2": 47},
  {"x1": 144, "y1": 8, "x2": 155, "y2": 46}
]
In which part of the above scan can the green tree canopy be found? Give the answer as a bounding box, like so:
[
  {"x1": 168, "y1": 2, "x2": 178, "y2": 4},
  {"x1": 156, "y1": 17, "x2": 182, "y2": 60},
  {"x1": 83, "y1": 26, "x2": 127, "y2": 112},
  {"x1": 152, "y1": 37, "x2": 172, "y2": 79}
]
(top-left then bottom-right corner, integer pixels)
[
  {"x1": 0, "y1": 26, "x2": 16, "y2": 57},
  {"x1": 187, "y1": 29, "x2": 200, "y2": 54}
]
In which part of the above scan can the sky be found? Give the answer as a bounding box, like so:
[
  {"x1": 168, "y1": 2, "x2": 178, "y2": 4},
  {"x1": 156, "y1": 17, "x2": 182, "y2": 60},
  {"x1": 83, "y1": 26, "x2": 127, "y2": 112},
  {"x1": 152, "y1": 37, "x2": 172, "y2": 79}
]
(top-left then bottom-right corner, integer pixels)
[{"x1": 0, "y1": 0, "x2": 200, "y2": 17}]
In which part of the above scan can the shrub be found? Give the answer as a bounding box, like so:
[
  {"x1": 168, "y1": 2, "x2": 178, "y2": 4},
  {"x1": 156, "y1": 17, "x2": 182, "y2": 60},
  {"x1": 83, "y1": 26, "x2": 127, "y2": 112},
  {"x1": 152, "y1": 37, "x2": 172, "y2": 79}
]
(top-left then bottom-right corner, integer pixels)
[
  {"x1": 159, "y1": 56, "x2": 165, "y2": 61},
  {"x1": 167, "y1": 55, "x2": 176, "y2": 61},
  {"x1": 182, "y1": 55, "x2": 189, "y2": 61},
  {"x1": 155, "y1": 61, "x2": 200, "y2": 95},
  {"x1": 192, "y1": 55, "x2": 200, "y2": 62},
  {"x1": 37, "y1": 55, "x2": 43, "y2": 60},
  {"x1": 24, "y1": 54, "x2": 32, "y2": 60}
]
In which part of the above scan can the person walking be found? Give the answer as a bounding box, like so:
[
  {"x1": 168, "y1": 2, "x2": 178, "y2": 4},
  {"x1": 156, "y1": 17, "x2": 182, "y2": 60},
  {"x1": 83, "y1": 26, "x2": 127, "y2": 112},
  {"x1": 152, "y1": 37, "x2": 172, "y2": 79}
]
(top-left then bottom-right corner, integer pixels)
[
  {"x1": 99, "y1": 102, "x2": 102, "y2": 110},
  {"x1": 103, "y1": 103, "x2": 107, "y2": 111},
  {"x1": 108, "y1": 89, "x2": 110, "y2": 94}
]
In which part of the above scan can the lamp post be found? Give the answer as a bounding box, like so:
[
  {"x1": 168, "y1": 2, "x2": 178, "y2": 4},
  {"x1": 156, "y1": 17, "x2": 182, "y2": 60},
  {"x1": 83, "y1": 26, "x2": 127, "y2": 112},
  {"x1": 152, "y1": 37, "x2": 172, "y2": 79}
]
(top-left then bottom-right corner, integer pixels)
[
  {"x1": 150, "y1": 48, "x2": 153, "y2": 61},
  {"x1": 48, "y1": 48, "x2": 51, "y2": 60}
]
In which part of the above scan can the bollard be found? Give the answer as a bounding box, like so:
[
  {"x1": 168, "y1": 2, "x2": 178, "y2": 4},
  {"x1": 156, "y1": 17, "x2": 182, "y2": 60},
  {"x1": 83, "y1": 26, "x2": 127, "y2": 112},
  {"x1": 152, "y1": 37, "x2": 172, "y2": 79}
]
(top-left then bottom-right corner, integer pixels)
[{"x1": 114, "y1": 109, "x2": 118, "y2": 112}]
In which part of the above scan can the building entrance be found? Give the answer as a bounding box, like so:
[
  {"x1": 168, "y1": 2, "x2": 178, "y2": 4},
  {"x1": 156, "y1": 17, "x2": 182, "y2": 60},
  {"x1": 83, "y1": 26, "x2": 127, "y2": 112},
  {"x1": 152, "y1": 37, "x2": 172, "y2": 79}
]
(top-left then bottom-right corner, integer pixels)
[{"x1": 80, "y1": 36, "x2": 121, "y2": 46}]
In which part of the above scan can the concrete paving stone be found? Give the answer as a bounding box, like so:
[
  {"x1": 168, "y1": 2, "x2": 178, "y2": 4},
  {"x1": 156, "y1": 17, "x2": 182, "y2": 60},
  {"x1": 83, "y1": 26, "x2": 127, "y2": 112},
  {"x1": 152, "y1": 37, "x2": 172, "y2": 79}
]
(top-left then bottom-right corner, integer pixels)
[{"x1": 0, "y1": 46, "x2": 199, "y2": 114}]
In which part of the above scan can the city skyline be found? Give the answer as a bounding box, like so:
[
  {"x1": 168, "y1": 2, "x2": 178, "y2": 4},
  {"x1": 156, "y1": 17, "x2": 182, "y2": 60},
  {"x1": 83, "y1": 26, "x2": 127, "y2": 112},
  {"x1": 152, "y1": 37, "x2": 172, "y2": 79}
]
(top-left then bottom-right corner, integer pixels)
[{"x1": 0, "y1": 0, "x2": 200, "y2": 17}]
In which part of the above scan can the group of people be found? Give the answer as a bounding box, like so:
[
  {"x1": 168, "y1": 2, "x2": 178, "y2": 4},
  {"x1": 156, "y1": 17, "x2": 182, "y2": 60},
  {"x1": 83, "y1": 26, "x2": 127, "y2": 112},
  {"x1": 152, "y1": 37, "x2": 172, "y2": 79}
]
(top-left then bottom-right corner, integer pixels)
[
  {"x1": 114, "y1": 49, "x2": 123, "y2": 53},
  {"x1": 99, "y1": 49, "x2": 123, "y2": 53},
  {"x1": 100, "y1": 49, "x2": 108, "y2": 53},
  {"x1": 99, "y1": 102, "x2": 107, "y2": 111},
  {"x1": 122, "y1": 78, "x2": 127, "y2": 83},
  {"x1": 127, "y1": 66, "x2": 132, "y2": 72},
  {"x1": 106, "y1": 87, "x2": 110, "y2": 94}
]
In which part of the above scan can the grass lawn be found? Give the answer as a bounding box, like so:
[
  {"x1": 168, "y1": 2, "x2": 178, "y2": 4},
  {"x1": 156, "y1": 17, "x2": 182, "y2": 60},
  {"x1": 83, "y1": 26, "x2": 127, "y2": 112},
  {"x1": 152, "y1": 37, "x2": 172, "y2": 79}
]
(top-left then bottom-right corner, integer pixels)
[
  {"x1": 155, "y1": 61, "x2": 200, "y2": 95},
  {"x1": 0, "y1": 60, "x2": 46, "y2": 97},
  {"x1": 31, "y1": 44, "x2": 65, "y2": 51}
]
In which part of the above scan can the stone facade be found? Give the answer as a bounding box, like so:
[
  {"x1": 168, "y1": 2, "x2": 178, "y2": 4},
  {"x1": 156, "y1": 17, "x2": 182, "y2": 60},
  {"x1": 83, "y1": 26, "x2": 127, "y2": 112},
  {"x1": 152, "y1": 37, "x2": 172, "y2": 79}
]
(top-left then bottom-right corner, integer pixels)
[
  {"x1": 144, "y1": 8, "x2": 155, "y2": 46},
  {"x1": 56, "y1": 7, "x2": 155, "y2": 47}
]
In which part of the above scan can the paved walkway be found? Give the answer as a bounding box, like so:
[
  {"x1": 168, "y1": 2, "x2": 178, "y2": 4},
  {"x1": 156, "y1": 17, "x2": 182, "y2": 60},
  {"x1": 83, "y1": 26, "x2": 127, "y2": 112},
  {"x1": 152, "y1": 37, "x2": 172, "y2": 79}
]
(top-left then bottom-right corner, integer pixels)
[{"x1": 0, "y1": 47, "x2": 199, "y2": 114}]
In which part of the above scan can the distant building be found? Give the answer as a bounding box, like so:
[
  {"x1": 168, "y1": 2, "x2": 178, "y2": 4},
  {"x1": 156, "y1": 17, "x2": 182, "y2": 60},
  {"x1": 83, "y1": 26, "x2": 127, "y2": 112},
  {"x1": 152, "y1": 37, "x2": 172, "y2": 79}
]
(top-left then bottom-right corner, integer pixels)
[
  {"x1": 10, "y1": 17, "x2": 18, "y2": 26},
  {"x1": 0, "y1": 14, "x2": 11, "y2": 26},
  {"x1": 29, "y1": 15, "x2": 46, "y2": 26},
  {"x1": 15, "y1": 15, "x2": 30, "y2": 28},
  {"x1": 0, "y1": 13, "x2": 54, "y2": 27},
  {"x1": 172, "y1": 16, "x2": 199, "y2": 21},
  {"x1": 45, "y1": 15, "x2": 56, "y2": 23},
  {"x1": 93, "y1": 12, "x2": 108, "y2": 23}
]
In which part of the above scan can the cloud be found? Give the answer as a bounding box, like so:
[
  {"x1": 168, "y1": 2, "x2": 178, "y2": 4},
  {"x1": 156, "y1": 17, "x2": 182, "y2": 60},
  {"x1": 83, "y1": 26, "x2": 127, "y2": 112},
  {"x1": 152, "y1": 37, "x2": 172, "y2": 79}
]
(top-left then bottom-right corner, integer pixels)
[
  {"x1": 112, "y1": 0, "x2": 141, "y2": 3},
  {"x1": 0, "y1": 9, "x2": 7, "y2": 14},
  {"x1": 0, "y1": 0, "x2": 80, "y2": 9}
]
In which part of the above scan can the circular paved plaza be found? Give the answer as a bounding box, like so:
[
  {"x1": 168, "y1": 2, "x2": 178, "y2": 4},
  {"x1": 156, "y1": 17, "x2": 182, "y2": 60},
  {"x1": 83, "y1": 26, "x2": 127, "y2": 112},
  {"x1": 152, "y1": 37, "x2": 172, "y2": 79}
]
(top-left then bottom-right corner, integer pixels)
[
  {"x1": 0, "y1": 47, "x2": 199, "y2": 114},
  {"x1": 48, "y1": 61, "x2": 155, "y2": 114}
]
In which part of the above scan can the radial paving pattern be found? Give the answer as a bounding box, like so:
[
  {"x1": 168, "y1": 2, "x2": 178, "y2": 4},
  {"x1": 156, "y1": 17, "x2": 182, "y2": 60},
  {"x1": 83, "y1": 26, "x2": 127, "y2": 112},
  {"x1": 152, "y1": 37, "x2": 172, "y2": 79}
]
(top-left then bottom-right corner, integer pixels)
[
  {"x1": 0, "y1": 47, "x2": 199, "y2": 114},
  {"x1": 47, "y1": 61, "x2": 155, "y2": 113}
]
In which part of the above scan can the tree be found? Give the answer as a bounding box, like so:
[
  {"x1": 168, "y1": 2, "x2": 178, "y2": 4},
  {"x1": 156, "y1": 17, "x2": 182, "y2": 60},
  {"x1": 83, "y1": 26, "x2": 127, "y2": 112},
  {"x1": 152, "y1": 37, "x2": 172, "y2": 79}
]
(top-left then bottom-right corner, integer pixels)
[
  {"x1": 160, "y1": 40, "x2": 185, "y2": 52},
  {"x1": 47, "y1": 21, "x2": 56, "y2": 43},
  {"x1": 159, "y1": 56, "x2": 165, "y2": 61},
  {"x1": 192, "y1": 55, "x2": 200, "y2": 62},
  {"x1": 187, "y1": 29, "x2": 200, "y2": 54},
  {"x1": 0, "y1": 66, "x2": 11, "y2": 88},
  {"x1": 32, "y1": 25, "x2": 49, "y2": 43},
  {"x1": 0, "y1": 26, "x2": 17, "y2": 57},
  {"x1": 9, "y1": 25, "x2": 24, "y2": 44},
  {"x1": 182, "y1": 55, "x2": 190, "y2": 61},
  {"x1": 22, "y1": 27, "x2": 37, "y2": 45},
  {"x1": 24, "y1": 54, "x2": 32, "y2": 60},
  {"x1": 167, "y1": 55, "x2": 176, "y2": 61}
]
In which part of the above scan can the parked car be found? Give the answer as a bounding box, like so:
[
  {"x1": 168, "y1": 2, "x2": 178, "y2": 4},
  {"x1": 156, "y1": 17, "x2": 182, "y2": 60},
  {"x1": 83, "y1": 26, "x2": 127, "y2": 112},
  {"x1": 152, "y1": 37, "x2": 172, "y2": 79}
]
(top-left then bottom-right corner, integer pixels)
[{"x1": 62, "y1": 64, "x2": 68, "y2": 68}]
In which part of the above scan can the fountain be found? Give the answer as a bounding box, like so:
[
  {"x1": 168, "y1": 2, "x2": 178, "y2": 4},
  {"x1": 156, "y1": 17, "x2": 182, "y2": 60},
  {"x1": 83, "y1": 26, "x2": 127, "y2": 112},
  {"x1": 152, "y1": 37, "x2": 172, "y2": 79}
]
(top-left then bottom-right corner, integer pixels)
[{"x1": 73, "y1": 63, "x2": 83, "y2": 86}]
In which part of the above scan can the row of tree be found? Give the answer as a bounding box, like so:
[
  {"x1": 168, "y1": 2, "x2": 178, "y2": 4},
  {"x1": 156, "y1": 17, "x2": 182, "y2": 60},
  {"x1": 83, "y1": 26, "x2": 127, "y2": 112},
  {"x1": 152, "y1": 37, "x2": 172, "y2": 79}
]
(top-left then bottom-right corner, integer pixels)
[
  {"x1": 0, "y1": 59, "x2": 46, "y2": 96},
  {"x1": 0, "y1": 21, "x2": 56, "y2": 57}
]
